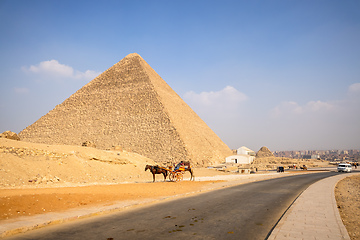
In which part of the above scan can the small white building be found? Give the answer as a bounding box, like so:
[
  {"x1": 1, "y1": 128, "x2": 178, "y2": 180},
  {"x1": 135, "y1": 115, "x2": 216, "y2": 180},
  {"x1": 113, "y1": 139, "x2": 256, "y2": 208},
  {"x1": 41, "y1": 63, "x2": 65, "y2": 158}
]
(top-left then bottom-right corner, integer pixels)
[{"x1": 225, "y1": 146, "x2": 256, "y2": 164}]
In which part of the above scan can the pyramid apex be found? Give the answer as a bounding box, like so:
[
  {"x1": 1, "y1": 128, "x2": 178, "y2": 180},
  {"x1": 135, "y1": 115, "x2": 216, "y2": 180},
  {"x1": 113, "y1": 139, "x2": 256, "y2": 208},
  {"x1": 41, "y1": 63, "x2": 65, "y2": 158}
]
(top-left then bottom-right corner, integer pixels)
[{"x1": 125, "y1": 53, "x2": 141, "y2": 58}]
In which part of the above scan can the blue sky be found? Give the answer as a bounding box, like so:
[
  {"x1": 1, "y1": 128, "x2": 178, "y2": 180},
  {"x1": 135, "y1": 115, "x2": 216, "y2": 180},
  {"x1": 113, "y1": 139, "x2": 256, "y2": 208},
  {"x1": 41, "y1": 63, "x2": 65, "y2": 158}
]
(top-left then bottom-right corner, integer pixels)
[{"x1": 1, "y1": 0, "x2": 359, "y2": 151}]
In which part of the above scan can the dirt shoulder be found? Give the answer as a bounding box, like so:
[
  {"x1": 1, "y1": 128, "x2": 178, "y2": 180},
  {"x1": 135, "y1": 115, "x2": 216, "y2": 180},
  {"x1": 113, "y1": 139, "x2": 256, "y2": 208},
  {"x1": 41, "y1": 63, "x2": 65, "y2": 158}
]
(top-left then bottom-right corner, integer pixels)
[
  {"x1": 335, "y1": 174, "x2": 360, "y2": 240},
  {"x1": 0, "y1": 180, "x2": 221, "y2": 221}
]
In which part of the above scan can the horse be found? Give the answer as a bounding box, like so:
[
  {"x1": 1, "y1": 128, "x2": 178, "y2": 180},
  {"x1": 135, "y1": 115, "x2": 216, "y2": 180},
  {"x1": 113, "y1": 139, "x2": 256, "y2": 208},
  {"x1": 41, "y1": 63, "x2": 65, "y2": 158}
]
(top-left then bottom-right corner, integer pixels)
[
  {"x1": 300, "y1": 165, "x2": 307, "y2": 170},
  {"x1": 145, "y1": 165, "x2": 168, "y2": 182},
  {"x1": 173, "y1": 161, "x2": 195, "y2": 181},
  {"x1": 288, "y1": 164, "x2": 297, "y2": 169}
]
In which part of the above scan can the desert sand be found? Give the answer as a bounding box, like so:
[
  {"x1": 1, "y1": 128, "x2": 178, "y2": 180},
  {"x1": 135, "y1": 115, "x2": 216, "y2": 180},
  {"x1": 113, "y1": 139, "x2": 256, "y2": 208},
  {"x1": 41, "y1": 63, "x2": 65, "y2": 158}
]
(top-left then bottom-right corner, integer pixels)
[{"x1": 0, "y1": 138, "x2": 234, "y2": 221}]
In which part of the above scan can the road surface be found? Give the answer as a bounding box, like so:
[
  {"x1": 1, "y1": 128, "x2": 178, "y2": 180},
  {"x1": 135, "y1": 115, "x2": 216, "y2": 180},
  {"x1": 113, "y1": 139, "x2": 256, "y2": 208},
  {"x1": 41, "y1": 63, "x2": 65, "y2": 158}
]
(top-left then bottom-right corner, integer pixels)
[{"x1": 7, "y1": 172, "x2": 339, "y2": 240}]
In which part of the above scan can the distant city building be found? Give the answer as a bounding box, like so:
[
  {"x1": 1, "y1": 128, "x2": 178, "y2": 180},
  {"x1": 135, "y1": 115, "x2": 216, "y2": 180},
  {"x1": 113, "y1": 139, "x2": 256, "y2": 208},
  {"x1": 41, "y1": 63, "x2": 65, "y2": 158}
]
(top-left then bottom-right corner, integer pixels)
[
  {"x1": 273, "y1": 149, "x2": 359, "y2": 162},
  {"x1": 302, "y1": 154, "x2": 320, "y2": 160}
]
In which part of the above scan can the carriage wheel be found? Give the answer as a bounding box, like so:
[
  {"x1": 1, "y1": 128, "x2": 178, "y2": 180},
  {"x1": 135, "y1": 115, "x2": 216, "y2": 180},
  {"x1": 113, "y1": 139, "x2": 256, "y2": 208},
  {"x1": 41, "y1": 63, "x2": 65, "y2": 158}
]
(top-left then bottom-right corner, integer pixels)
[
  {"x1": 175, "y1": 172, "x2": 183, "y2": 182},
  {"x1": 169, "y1": 172, "x2": 175, "y2": 182}
]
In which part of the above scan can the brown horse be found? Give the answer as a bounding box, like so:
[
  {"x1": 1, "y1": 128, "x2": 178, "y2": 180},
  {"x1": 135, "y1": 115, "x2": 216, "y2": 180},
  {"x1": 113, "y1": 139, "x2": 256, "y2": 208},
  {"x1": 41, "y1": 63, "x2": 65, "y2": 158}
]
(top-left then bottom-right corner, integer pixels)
[
  {"x1": 174, "y1": 161, "x2": 195, "y2": 181},
  {"x1": 300, "y1": 165, "x2": 307, "y2": 170},
  {"x1": 145, "y1": 165, "x2": 168, "y2": 182}
]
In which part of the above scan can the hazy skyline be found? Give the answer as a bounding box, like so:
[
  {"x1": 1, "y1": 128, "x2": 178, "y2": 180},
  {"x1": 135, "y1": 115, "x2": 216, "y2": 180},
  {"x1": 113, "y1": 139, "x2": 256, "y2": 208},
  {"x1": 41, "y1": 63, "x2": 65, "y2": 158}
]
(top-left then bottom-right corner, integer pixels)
[{"x1": 1, "y1": 0, "x2": 359, "y2": 151}]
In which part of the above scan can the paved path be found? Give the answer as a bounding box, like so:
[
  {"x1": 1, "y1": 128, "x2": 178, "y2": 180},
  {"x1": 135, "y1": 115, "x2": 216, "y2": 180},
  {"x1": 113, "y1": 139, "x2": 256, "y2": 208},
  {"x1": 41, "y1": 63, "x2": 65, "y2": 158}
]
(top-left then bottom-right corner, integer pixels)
[{"x1": 268, "y1": 173, "x2": 359, "y2": 240}]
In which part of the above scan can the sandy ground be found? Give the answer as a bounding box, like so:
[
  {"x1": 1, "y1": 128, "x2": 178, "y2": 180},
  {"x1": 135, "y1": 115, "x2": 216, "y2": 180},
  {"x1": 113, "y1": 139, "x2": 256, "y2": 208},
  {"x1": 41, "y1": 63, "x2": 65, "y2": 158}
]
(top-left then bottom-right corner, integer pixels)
[
  {"x1": 0, "y1": 138, "x2": 159, "y2": 188},
  {"x1": 0, "y1": 180, "x2": 221, "y2": 220},
  {"x1": 335, "y1": 174, "x2": 360, "y2": 240},
  {"x1": 0, "y1": 138, "x2": 358, "y2": 238},
  {"x1": 0, "y1": 167, "x2": 234, "y2": 221},
  {"x1": 0, "y1": 138, "x2": 235, "y2": 221}
]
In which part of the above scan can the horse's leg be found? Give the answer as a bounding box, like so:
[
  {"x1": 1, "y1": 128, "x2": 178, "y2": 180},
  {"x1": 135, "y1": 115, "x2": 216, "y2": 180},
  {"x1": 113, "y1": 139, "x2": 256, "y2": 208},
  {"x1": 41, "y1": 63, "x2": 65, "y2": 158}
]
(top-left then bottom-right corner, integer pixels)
[
  {"x1": 163, "y1": 172, "x2": 167, "y2": 182},
  {"x1": 190, "y1": 169, "x2": 195, "y2": 181},
  {"x1": 152, "y1": 173, "x2": 155, "y2": 182}
]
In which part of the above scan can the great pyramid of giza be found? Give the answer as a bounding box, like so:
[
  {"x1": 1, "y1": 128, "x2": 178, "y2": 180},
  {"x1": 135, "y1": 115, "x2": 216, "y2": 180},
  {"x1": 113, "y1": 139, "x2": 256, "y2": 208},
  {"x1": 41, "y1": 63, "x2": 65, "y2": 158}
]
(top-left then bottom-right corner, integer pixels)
[{"x1": 19, "y1": 53, "x2": 232, "y2": 166}]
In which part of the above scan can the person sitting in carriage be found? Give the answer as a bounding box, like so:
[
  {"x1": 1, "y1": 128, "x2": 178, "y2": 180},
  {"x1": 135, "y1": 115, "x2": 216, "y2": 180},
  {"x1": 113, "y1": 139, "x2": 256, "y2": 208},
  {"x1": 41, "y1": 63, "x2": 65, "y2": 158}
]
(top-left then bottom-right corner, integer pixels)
[{"x1": 174, "y1": 161, "x2": 187, "y2": 171}]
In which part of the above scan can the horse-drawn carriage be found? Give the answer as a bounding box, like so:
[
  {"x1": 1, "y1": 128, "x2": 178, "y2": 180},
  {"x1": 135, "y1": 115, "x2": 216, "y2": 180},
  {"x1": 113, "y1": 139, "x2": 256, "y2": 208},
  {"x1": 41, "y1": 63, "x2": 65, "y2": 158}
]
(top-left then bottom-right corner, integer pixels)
[{"x1": 145, "y1": 161, "x2": 194, "y2": 182}]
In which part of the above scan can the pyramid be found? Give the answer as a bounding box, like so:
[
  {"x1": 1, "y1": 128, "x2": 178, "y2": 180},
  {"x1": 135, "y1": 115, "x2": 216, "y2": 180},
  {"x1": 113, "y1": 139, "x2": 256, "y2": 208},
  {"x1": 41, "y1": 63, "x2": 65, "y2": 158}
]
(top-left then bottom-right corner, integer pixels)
[
  {"x1": 256, "y1": 146, "x2": 274, "y2": 158},
  {"x1": 19, "y1": 53, "x2": 232, "y2": 166}
]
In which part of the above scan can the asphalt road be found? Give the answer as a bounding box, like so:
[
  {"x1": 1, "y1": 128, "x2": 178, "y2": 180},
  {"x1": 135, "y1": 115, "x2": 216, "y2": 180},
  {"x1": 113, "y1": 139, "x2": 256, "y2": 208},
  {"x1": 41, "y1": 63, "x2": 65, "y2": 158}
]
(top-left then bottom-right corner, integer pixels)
[{"x1": 7, "y1": 172, "x2": 339, "y2": 240}]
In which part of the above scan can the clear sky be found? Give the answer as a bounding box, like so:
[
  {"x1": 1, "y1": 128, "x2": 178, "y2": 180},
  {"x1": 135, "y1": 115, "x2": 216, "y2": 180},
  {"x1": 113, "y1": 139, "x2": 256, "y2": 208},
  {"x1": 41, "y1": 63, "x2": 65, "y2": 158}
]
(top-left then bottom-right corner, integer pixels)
[{"x1": 1, "y1": 0, "x2": 359, "y2": 152}]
